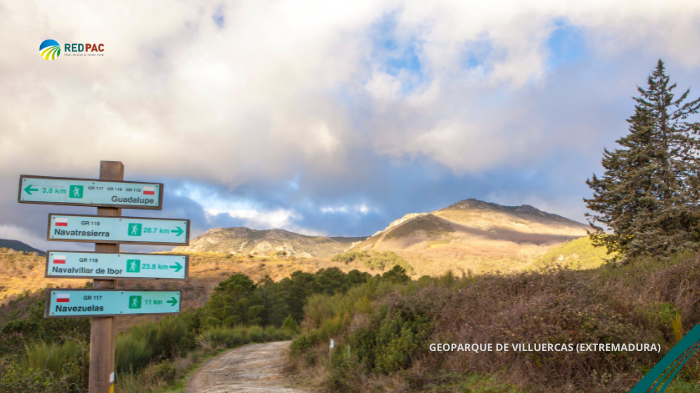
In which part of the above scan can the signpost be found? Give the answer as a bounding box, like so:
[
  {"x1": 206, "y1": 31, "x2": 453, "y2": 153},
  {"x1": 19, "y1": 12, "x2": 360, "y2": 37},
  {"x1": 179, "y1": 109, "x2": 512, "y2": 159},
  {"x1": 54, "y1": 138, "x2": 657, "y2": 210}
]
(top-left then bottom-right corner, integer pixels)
[
  {"x1": 46, "y1": 251, "x2": 188, "y2": 280},
  {"x1": 18, "y1": 161, "x2": 190, "y2": 393},
  {"x1": 18, "y1": 175, "x2": 163, "y2": 209},
  {"x1": 48, "y1": 214, "x2": 190, "y2": 245},
  {"x1": 45, "y1": 289, "x2": 181, "y2": 318}
]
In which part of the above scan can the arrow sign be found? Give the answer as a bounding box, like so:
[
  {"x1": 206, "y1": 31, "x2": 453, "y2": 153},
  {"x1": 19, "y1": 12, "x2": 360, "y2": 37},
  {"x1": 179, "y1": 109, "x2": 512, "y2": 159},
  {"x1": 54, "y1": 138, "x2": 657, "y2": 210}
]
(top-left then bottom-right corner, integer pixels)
[
  {"x1": 48, "y1": 214, "x2": 190, "y2": 246},
  {"x1": 169, "y1": 262, "x2": 183, "y2": 273},
  {"x1": 45, "y1": 251, "x2": 188, "y2": 280},
  {"x1": 19, "y1": 175, "x2": 163, "y2": 210},
  {"x1": 24, "y1": 185, "x2": 38, "y2": 195},
  {"x1": 45, "y1": 289, "x2": 181, "y2": 318}
]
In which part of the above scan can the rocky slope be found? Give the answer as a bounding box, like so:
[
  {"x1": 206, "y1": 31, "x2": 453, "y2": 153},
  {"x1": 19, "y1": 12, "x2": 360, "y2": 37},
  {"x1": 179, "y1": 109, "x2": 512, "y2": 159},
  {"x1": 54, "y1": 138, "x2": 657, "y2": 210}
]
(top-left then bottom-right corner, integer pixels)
[
  {"x1": 173, "y1": 227, "x2": 366, "y2": 258},
  {"x1": 347, "y1": 199, "x2": 589, "y2": 275}
]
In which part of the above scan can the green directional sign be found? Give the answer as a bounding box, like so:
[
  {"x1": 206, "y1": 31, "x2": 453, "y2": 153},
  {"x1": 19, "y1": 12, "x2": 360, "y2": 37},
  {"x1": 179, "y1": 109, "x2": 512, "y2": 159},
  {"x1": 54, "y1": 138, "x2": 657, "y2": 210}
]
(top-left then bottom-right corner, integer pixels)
[
  {"x1": 19, "y1": 175, "x2": 163, "y2": 210},
  {"x1": 45, "y1": 289, "x2": 181, "y2": 318},
  {"x1": 45, "y1": 251, "x2": 188, "y2": 280},
  {"x1": 48, "y1": 214, "x2": 190, "y2": 245}
]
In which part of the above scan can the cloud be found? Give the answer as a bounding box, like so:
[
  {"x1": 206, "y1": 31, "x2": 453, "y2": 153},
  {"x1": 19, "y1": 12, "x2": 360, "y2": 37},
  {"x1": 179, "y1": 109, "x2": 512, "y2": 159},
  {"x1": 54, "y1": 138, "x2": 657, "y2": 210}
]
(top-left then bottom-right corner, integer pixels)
[{"x1": 1, "y1": 1, "x2": 700, "y2": 247}]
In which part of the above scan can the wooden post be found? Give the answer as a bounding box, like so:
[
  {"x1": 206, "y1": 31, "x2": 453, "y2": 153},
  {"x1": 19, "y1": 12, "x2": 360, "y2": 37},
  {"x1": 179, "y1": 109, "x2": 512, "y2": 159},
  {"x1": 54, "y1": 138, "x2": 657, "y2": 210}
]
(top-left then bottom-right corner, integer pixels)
[{"x1": 89, "y1": 161, "x2": 123, "y2": 393}]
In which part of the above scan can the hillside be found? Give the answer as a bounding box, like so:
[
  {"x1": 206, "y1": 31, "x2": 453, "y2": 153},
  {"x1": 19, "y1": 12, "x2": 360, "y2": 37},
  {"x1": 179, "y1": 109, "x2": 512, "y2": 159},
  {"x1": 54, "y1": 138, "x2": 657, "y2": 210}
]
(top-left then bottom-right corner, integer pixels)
[
  {"x1": 173, "y1": 227, "x2": 366, "y2": 258},
  {"x1": 0, "y1": 239, "x2": 44, "y2": 255},
  {"x1": 531, "y1": 235, "x2": 613, "y2": 270},
  {"x1": 0, "y1": 249, "x2": 376, "y2": 331},
  {"x1": 345, "y1": 199, "x2": 589, "y2": 276}
]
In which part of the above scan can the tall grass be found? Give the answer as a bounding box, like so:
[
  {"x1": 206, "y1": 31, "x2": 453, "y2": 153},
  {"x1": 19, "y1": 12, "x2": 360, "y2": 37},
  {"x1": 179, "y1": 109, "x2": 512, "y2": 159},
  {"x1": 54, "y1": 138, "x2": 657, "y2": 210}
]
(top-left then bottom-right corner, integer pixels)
[
  {"x1": 24, "y1": 339, "x2": 84, "y2": 375},
  {"x1": 198, "y1": 325, "x2": 292, "y2": 348}
]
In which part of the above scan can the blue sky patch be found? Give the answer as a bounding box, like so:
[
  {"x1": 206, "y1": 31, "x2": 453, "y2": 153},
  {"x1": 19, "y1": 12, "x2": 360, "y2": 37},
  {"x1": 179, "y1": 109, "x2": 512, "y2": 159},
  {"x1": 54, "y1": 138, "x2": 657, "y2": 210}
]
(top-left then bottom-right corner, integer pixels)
[
  {"x1": 213, "y1": 5, "x2": 225, "y2": 29},
  {"x1": 370, "y1": 12, "x2": 428, "y2": 95},
  {"x1": 546, "y1": 19, "x2": 586, "y2": 68}
]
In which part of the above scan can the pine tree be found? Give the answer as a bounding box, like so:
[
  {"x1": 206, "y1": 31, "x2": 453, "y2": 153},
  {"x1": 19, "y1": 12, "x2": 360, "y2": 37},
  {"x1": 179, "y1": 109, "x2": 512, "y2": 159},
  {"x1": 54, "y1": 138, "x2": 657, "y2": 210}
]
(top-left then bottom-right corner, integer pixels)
[{"x1": 584, "y1": 60, "x2": 700, "y2": 263}]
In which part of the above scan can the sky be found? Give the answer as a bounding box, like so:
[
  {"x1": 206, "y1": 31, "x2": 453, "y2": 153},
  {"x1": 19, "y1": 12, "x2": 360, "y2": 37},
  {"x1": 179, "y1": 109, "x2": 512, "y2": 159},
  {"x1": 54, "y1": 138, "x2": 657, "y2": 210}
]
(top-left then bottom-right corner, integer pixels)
[{"x1": 1, "y1": 1, "x2": 700, "y2": 252}]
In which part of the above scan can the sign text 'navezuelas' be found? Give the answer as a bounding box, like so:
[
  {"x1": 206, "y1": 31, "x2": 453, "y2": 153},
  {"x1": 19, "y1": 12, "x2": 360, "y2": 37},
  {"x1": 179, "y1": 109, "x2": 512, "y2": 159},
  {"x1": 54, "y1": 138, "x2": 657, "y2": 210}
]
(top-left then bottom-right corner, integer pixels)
[
  {"x1": 45, "y1": 289, "x2": 181, "y2": 318},
  {"x1": 48, "y1": 214, "x2": 190, "y2": 245},
  {"x1": 19, "y1": 175, "x2": 162, "y2": 209},
  {"x1": 46, "y1": 251, "x2": 188, "y2": 280}
]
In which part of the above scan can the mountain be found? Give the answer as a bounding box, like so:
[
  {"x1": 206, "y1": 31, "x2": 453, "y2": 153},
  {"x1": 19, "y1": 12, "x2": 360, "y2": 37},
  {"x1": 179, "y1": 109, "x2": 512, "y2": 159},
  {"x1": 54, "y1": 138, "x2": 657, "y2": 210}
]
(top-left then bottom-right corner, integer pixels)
[
  {"x1": 173, "y1": 227, "x2": 366, "y2": 258},
  {"x1": 172, "y1": 199, "x2": 590, "y2": 276},
  {"x1": 346, "y1": 199, "x2": 589, "y2": 275},
  {"x1": 353, "y1": 199, "x2": 588, "y2": 251},
  {"x1": 0, "y1": 239, "x2": 45, "y2": 256}
]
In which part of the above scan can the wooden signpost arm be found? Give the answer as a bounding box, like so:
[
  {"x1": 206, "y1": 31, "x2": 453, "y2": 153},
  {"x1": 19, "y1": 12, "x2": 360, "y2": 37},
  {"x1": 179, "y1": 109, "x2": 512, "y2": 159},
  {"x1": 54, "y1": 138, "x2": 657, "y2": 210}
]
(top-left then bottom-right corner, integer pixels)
[{"x1": 89, "y1": 161, "x2": 123, "y2": 393}]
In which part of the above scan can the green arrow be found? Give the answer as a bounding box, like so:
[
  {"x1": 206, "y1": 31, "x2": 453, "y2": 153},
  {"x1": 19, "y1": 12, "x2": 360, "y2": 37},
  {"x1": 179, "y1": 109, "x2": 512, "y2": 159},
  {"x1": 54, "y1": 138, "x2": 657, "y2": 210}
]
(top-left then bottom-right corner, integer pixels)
[
  {"x1": 167, "y1": 297, "x2": 178, "y2": 306},
  {"x1": 172, "y1": 227, "x2": 184, "y2": 236},
  {"x1": 169, "y1": 262, "x2": 183, "y2": 272},
  {"x1": 24, "y1": 185, "x2": 38, "y2": 195}
]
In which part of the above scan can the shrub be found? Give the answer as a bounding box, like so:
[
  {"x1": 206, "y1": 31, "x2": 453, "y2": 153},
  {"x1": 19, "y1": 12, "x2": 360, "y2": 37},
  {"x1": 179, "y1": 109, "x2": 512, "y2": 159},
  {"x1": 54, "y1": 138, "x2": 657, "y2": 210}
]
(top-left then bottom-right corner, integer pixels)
[
  {"x1": 24, "y1": 339, "x2": 85, "y2": 377},
  {"x1": 143, "y1": 360, "x2": 176, "y2": 384},
  {"x1": 291, "y1": 257, "x2": 700, "y2": 392},
  {"x1": 115, "y1": 331, "x2": 155, "y2": 374},
  {"x1": 0, "y1": 356, "x2": 86, "y2": 393},
  {"x1": 156, "y1": 316, "x2": 188, "y2": 358},
  {"x1": 332, "y1": 251, "x2": 370, "y2": 264},
  {"x1": 282, "y1": 315, "x2": 298, "y2": 334}
]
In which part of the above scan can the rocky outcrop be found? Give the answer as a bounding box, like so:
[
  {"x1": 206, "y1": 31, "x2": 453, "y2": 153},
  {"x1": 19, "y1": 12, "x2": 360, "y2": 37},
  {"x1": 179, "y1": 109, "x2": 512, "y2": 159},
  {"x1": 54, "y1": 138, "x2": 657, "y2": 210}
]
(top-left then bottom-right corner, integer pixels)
[{"x1": 173, "y1": 227, "x2": 366, "y2": 258}]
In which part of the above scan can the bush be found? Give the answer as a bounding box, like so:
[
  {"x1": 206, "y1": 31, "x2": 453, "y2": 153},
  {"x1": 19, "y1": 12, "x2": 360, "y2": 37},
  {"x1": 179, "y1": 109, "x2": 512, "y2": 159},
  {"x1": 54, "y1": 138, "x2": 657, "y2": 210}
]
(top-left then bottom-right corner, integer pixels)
[
  {"x1": 282, "y1": 315, "x2": 298, "y2": 334},
  {"x1": 116, "y1": 330, "x2": 155, "y2": 374},
  {"x1": 156, "y1": 316, "x2": 188, "y2": 358},
  {"x1": 290, "y1": 330, "x2": 321, "y2": 365},
  {"x1": 332, "y1": 251, "x2": 370, "y2": 264},
  {"x1": 331, "y1": 251, "x2": 414, "y2": 274},
  {"x1": 0, "y1": 357, "x2": 86, "y2": 393},
  {"x1": 143, "y1": 360, "x2": 176, "y2": 384}
]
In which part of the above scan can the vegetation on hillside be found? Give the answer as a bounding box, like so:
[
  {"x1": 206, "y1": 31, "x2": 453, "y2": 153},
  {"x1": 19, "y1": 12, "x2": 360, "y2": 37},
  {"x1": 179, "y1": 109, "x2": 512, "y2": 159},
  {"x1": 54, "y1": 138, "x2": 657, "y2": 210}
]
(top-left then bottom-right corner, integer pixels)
[
  {"x1": 332, "y1": 251, "x2": 414, "y2": 274},
  {"x1": 0, "y1": 241, "x2": 44, "y2": 255},
  {"x1": 530, "y1": 236, "x2": 612, "y2": 270},
  {"x1": 291, "y1": 253, "x2": 700, "y2": 392},
  {"x1": 0, "y1": 266, "x2": 407, "y2": 392}
]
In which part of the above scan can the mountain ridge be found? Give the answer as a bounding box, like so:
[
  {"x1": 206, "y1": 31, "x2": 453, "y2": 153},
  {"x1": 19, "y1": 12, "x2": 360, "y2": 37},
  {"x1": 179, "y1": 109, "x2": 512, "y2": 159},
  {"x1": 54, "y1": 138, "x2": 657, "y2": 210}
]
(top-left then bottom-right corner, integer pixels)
[
  {"x1": 0, "y1": 239, "x2": 45, "y2": 256},
  {"x1": 174, "y1": 198, "x2": 589, "y2": 275},
  {"x1": 173, "y1": 227, "x2": 366, "y2": 258}
]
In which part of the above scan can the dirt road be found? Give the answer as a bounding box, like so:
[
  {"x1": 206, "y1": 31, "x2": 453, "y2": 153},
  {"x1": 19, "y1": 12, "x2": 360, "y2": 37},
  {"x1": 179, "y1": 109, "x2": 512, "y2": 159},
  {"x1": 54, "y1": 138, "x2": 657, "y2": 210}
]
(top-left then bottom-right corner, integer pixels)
[{"x1": 186, "y1": 341, "x2": 310, "y2": 393}]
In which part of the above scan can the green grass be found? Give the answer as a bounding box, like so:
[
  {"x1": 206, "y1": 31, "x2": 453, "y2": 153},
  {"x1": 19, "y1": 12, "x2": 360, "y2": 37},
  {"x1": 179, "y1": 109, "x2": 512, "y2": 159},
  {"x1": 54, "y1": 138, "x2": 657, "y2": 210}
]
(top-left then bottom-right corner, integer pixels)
[
  {"x1": 423, "y1": 372, "x2": 529, "y2": 393},
  {"x1": 23, "y1": 339, "x2": 85, "y2": 375},
  {"x1": 531, "y1": 236, "x2": 612, "y2": 270}
]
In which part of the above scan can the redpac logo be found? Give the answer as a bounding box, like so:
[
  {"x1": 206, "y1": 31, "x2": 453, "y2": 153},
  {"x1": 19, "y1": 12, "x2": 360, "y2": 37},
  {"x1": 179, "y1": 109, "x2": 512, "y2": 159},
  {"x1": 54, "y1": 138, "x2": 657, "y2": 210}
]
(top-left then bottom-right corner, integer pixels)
[
  {"x1": 64, "y1": 42, "x2": 105, "y2": 56},
  {"x1": 40, "y1": 40, "x2": 105, "y2": 59}
]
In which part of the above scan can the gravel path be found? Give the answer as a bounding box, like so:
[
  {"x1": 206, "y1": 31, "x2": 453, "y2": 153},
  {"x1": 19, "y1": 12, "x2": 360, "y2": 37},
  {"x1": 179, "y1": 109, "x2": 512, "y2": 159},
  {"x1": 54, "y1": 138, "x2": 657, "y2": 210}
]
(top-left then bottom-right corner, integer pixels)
[{"x1": 186, "y1": 341, "x2": 310, "y2": 393}]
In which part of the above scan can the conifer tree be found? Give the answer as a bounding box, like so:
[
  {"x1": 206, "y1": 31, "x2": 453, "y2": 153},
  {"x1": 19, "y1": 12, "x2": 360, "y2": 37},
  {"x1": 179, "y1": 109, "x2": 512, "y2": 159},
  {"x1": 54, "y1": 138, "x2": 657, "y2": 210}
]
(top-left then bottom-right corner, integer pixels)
[{"x1": 585, "y1": 60, "x2": 700, "y2": 263}]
